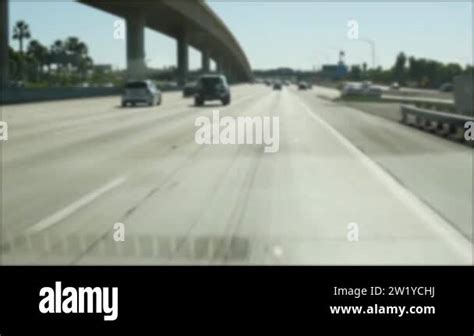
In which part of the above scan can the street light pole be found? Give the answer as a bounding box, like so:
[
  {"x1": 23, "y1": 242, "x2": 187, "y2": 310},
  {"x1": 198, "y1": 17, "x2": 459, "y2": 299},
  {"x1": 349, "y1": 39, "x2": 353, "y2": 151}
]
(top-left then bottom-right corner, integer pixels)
[{"x1": 359, "y1": 38, "x2": 376, "y2": 69}]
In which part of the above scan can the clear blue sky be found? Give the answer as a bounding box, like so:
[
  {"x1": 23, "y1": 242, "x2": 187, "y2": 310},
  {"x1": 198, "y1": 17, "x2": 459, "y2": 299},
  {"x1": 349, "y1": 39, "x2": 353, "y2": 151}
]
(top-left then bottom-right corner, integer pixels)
[{"x1": 8, "y1": 1, "x2": 473, "y2": 70}]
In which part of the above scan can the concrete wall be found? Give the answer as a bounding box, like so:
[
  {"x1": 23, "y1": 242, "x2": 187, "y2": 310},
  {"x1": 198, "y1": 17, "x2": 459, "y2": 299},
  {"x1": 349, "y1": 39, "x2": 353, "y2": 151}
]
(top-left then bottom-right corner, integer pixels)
[
  {"x1": 454, "y1": 75, "x2": 473, "y2": 117},
  {"x1": 0, "y1": 85, "x2": 193, "y2": 105},
  {"x1": 0, "y1": 87, "x2": 121, "y2": 105}
]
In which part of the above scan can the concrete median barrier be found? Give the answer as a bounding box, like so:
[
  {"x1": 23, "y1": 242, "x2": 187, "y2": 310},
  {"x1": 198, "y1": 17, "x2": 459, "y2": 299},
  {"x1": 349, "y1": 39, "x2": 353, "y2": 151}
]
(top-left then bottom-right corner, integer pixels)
[
  {"x1": 384, "y1": 96, "x2": 455, "y2": 113},
  {"x1": 400, "y1": 104, "x2": 472, "y2": 143},
  {"x1": 0, "y1": 87, "x2": 121, "y2": 105}
]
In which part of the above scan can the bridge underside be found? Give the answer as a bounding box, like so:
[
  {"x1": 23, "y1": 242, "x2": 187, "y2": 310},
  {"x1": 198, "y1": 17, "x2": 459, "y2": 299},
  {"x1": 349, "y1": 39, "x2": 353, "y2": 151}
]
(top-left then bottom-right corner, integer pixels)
[
  {"x1": 0, "y1": 0, "x2": 252, "y2": 89},
  {"x1": 78, "y1": 0, "x2": 252, "y2": 83}
]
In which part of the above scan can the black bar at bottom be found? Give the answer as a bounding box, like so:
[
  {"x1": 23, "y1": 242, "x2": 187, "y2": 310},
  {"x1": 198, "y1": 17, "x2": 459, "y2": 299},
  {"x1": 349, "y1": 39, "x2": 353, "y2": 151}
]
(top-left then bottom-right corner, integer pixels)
[{"x1": 0, "y1": 266, "x2": 472, "y2": 335}]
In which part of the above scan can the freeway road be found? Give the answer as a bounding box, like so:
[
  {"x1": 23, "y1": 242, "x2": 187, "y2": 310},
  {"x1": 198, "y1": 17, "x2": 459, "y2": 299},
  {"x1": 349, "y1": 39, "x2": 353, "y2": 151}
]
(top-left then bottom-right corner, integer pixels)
[{"x1": 0, "y1": 85, "x2": 472, "y2": 264}]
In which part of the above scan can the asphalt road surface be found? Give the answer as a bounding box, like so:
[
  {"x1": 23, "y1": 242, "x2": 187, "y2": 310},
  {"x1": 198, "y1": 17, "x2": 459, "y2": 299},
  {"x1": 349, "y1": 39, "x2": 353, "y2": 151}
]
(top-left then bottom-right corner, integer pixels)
[{"x1": 1, "y1": 85, "x2": 472, "y2": 265}]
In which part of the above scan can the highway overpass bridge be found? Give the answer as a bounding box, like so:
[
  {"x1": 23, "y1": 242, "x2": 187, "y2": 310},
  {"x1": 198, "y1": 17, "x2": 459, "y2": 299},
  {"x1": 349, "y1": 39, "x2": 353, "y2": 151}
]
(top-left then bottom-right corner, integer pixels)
[{"x1": 0, "y1": 0, "x2": 253, "y2": 88}]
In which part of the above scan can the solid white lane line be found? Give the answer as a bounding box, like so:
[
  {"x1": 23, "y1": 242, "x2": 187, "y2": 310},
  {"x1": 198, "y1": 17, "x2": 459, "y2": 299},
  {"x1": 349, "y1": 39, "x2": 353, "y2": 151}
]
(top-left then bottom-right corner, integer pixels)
[
  {"x1": 26, "y1": 175, "x2": 127, "y2": 234},
  {"x1": 294, "y1": 94, "x2": 472, "y2": 263}
]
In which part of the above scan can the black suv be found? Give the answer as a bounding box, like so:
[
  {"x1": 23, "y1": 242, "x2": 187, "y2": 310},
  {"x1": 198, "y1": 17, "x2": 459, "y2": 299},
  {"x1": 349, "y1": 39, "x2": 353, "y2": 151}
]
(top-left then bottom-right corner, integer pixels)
[{"x1": 194, "y1": 75, "x2": 231, "y2": 106}]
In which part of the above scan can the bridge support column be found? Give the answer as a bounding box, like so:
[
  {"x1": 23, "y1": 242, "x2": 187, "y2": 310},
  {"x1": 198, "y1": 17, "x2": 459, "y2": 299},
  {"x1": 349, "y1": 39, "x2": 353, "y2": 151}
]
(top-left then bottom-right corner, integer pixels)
[
  {"x1": 223, "y1": 63, "x2": 230, "y2": 79},
  {"x1": 0, "y1": 0, "x2": 9, "y2": 88},
  {"x1": 201, "y1": 49, "x2": 210, "y2": 74},
  {"x1": 233, "y1": 69, "x2": 240, "y2": 83},
  {"x1": 126, "y1": 12, "x2": 146, "y2": 80},
  {"x1": 217, "y1": 59, "x2": 224, "y2": 75},
  {"x1": 177, "y1": 35, "x2": 188, "y2": 87}
]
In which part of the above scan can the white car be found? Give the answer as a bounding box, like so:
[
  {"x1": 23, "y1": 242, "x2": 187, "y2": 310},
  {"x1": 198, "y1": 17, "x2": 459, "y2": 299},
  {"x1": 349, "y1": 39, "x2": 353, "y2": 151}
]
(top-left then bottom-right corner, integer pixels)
[
  {"x1": 122, "y1": 80, "x2": 162, "y2": 107},
  {"x1": 364, "y1": 86, "x2": 383, "y2": 98},
  {"x1": 341, "y1": 83, "x2": 364, "y2": 97},
  {"x1": 341, "y1": 82, "x2": 382, "y2": 99},
  {"x1": 390, "y1": 82, "x2": 400, "y2": 90},
  {"x1": 361, "y1": 81, "x2": 373, "y2": 90}
]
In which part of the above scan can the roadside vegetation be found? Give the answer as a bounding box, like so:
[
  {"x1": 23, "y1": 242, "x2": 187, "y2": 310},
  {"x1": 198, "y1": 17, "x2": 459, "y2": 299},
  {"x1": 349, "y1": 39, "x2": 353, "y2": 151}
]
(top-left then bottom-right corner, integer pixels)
[
  {"x1": 254, "y1": 52, "x2": 472, "y2": 90},
  {"x1": 348, "y1": 52, "x2": 472, "y2": 89},
  {"x1": 8, "y1": 20, "x2": 206, "y2": 89}
]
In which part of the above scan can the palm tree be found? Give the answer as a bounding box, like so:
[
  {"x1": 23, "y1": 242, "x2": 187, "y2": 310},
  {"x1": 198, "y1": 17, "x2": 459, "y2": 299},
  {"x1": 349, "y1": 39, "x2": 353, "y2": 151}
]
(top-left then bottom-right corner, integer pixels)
[
  {"x1": 27, "y1": 40, "x2": 48, "y2": 75},
  {"x1": 50, "y1": 40, "x2": 66, "y2": 73},
  {"x1": 12, "y1": 20, "x2": 31, "y2": 54},
  {"x1": 65, "y1": 37, "x2": 88, "y2": 71},
  {"x1": 78, "y1": 56, "x2": 93, "y2": 80}
]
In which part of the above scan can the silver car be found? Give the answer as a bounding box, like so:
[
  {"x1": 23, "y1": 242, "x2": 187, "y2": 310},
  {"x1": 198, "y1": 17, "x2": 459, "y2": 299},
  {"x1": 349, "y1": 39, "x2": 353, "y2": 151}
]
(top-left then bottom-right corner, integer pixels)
[
  {"x1": 341, "y1": 83, "x2": 363, "y2": 96},
  {"x1": 122, "y1": 80, "x2": 162, "y2": 107}
]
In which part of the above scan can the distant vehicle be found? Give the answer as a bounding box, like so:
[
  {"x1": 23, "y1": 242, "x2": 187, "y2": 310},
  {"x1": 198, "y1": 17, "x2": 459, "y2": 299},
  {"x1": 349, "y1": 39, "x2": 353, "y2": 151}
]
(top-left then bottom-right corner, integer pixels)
[
  {"x1": 182, "y1": 82, "x2": 197, "y2": 97},
  {"x1": 439, "y1": 83, "x2": 453, "y2": 92},
  {"x1": 122, "y1": 80, "x2": 162, "y2": 107},
  {"x1": 194, "y1": 74, "x2": 231, "y2": 106},
  {"x1": 273, "y1": 81, "x2": 282, "y2": 90},
  {"x1": 341, "y1": 82, "x2": 382, "y2": 98},
  {"x1": 365, "y1": 86, "x2": 383, "y2": 98},
  {"x1": 298, "y1": 82, "x2": 308, "y2": 90},
  {"x1": 390, "y1": 82, "x2": 400, "y2": 90},
  {"x1": 361, "y1": 81, "x2": 372, "y2": 90},
  {"x1": 341, "y1": 83, "x2": 364, "y2": 97}
]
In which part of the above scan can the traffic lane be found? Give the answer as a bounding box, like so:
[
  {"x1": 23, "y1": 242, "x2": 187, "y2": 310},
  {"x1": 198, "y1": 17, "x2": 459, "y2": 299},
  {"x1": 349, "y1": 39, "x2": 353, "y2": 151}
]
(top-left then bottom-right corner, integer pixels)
[
  {"x1": 71, "y1": 90, "x2": 279, "y2": 265},
  {"x1": 3, "y1": 91, "x2": 182, "y2": 134},
  {"x1": 1, "y1": 85, "x2": 256, "y2": 163},
  {"x1": 231, "y1": 88, "x2": 470, "y2": 264},
  {"x1": 294, "y1": 88, "x2": 472, "y2": 240},
  {"x1": 0, "y1": 85, "x2": 271, "y2": 263},
  {"x1": 1, "y1": 84, "x2": 261, "y2": 168},
  {"x1": 2, "y1": 85, "x2": 470, "y2": 265},
  {"x1": 70, "y1": 88, "x2": 470, "y2": 265},
  {"x1": 0, "y1": 85, "x2": 265, "y2": 234}
]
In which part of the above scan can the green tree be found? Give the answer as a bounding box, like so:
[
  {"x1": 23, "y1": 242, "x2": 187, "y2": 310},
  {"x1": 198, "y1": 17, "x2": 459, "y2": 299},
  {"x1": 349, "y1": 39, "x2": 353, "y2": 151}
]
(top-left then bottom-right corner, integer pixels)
[
  {"x1": 392, "y1": 52, "x2": 407, "y2": 84},
  {"x1": 464, "y1": 64, "x2": 473, "y2": 76},
  {"x1": 8, "y1": 46, "x2": 21, "y2": 80},
  {"x1": 12, "y1": 20, "x2": 31, "y2": 54},
  {"x1": 78, "y1": 56, "x2": 93, "y2": 80},
  {"x1": 408, "y1": 56, "x2": 421, "y2": 84},
  {"x1": 27, "y1": 40, "x2": 49, "y2": 75},
  {"x1": 50, "y1": 39, "x2": 66, "y2": 74},
  {"x1": 350, "y1": 65, "x2": 362, "y2": 81},
  {"x1": 64, "y1": 37, "x2": 89, "y2": 71}
]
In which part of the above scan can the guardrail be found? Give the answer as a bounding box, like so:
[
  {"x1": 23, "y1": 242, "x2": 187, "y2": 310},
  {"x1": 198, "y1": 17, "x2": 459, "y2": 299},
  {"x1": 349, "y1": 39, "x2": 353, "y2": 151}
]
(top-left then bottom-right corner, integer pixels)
[
  {"x1": 411, "y1": 100, "x2": 455, "y2": 113},
  {"x1": 400, "y1": 104, "x2": 472, "y2": 142},
  {"x1": 384, "y1": 95, "x2": 455, "y2": 113}
]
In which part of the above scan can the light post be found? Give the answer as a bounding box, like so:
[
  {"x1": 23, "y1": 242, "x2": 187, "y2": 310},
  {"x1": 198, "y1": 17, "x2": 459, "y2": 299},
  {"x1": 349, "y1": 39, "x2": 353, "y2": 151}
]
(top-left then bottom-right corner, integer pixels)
[{"x1": 358, "y1": 38, "x2": 376, "y2": 69}]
